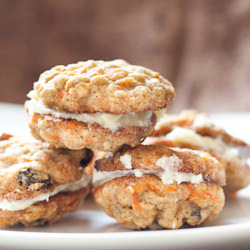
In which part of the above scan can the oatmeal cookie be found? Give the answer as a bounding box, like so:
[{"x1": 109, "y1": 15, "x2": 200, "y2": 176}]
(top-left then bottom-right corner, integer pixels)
[
  {"x1": 32, "y1": 59, "x2": 175, "y2": 114},
  {"x1": 147, "y1": 110, "x2": 250, "y2": 194},
  {"x1": 26, "y1": 60, "x2": 174, "y2": 151},
  {"x1": 92, "y1": 145, "x2": 225, "y2": 229},
  {"x1": 0, "y1": 133, "x2": 93, "y2": 227}
]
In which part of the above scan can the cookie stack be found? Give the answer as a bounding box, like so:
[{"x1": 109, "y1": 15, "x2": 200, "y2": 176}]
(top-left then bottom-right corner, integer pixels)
[
  {"x1": 0, "y1": 133, "x2": 93, "y2": 227},
  {"x1": 2, "y1": 59, "x2": 248, "y2": 230}
]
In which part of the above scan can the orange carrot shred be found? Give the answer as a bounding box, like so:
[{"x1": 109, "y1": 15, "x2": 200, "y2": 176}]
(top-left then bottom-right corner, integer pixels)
[
  {"x1": 199, "y1": 187, "x2": 222, "y2": 203},
  {"x1": 45, "y1": 133, "x2": 58, "y2": 140},
  {"x1": 66, "y1": 123, "x2": 78, "y2": 130},
  {"x1": 31, "y1": 113, "x2": 39, "y2": 123},
  {"x1": 145, "y1": 159, "x2": 154, "y2": 166},
  {"x1": 166, "y1": 186, "x2": 178, "y2": 192},
  {"x1": 133, "y1": 193, "x2": 141, "y2": 210},
  {"x1": 186, "y1": 185, "x2": 208, "y2": 201},
  {"x1": 22, "y1": 158, "x2": 32, "y2": 162},
  {"x1": 145, "y1": 183, "x2": 161, "y2": 192},
  {"x1": 85, "y1": 139, "x2": 93, "y2": 144},
  {"x1": 58, "y1": 92, "x2": 64, "y2": 98}
]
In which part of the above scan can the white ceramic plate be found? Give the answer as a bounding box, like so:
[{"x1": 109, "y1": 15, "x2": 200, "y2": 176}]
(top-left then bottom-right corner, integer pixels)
[{"x1": 0, "y1": 103, "x2": 250, "y2": 250}]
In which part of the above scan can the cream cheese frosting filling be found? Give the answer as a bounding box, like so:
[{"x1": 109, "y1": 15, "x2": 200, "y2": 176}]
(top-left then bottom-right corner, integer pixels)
[
  {"x1": 192, "y1": 114, "x2": 220, "y2": 129},
  {"x1": 27, "y1": 91, "x2": 157, "y2": 131},
  {"x1": 165, "y1": 127, "x2": 241, "y2": 161},
  {"x1": 0, "y1": 173, "x2": 91, "y2": 211},
  {"x1": 93, "y1": 154, "x2": 204, "y2": 187}
]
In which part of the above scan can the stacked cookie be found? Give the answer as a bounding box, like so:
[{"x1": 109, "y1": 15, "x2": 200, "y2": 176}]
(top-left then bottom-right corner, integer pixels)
[
  {"x1": 3, "y1": 59, "x2": 247, "y2": 230},
  {"x1": 93, "y1": 145, "x2": 225, "y2": 229},
  {"x1": 0, "y1": 59, "x2": 175, "y2": 228},
  {"x1": 24, "y1": 59, "x2": 225, "y2": 230},
  {"x1": 0, "y1": 133, "x2": 93, "y2": 227},
  {"x1": 26, "y1": 59, "x2": 174, "y2": 152},
  {"x1": 146, "y1": 110, "x2": 250, "y2": 194}
]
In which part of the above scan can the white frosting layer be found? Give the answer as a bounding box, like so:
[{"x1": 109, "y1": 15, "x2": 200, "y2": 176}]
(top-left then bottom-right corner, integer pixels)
[
  {"x1": 165, "y1": 127, "x2": 240, "y2": 161},
  {"x1": 156, "y1": 155, "x2": 203, "y2": 185},
  {"x1": 27, "y1": 91, "x2": 154, "y2": 131},
  {"x1": 120, "y1": 154, "x2": 132, "y2": 169},
  {"x1": 0, "y1": 173, "x2": 91, "y2": 211},
  {"x1": 192, "y1": 114, "x2": 219, "y2": 129},
  {"x1": 93, "y1": 154, "x2": 204, "y2": 187}
]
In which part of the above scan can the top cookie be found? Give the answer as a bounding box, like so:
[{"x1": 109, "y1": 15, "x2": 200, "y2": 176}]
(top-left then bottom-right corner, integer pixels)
[
  {"x1": 0, "y1": 133, "x2": 93, "y2": 203},
  {"x1": 32, "y1": 59, "x2": 175, "y2": 114}
]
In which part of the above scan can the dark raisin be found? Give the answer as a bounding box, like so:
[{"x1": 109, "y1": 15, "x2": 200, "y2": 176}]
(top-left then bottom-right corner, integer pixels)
[
  {"x1": 18, "y1": 168, "x2": 52, "y2": 191},
  {"x1": 191, "y1": 206, "x2": 201, "y2": 220},
  {"x1": 80, "y1": 149, "x2": 94, "y2": 168}
]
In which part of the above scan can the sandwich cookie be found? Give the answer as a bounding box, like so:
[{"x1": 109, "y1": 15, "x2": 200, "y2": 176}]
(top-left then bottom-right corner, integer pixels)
[
  {"x1": 26, "y1": 59, "x2": 175, "y2": 152},
  {"x1": 92, "y1": 144, "x2": 225, "y2": 230},
  {"x1": 0, "y1": 133, "x2": 93, "y2": 227},
  {"x1": 148, "y1": 110, "x2": 250, "y2": 194}
]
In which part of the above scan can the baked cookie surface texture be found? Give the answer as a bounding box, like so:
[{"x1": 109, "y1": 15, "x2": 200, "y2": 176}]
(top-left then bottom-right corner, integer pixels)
[
  {"x1": 0, "y1": 133, "x2": 93, "y2": 227},
  {"x1": 26, "y1": 59, "x2": 175, "y2": 152},
  {"x1": 93, "y1": 144, "x2": 225, "y2": 230}
]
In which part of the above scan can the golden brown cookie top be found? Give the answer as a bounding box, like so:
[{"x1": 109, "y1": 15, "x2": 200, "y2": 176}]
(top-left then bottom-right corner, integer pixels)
[
  {"x1": 0, "y1": 133, "x2": 93, "y2": 201},
  {"x1": 31, "y1": 59, "x2": 175, "y2": 114},
  {"x1": 95, "y1": 144, "x2": 226, "y2": 186}
]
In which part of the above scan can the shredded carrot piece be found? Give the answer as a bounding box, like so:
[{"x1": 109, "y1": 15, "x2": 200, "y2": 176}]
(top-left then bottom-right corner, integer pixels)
[
  {"x1": 166, "y1": 186, "x2": 178, "y2": 192},
  {"x1": 66, "y1": 123, "x2": 78, "y2": 130},
  {"x1": 124, "y1": 182, "x2": 162, "y2": 211},
  {"x1": 134, "y1": 184, "x2": 146, "y2": 193},
  {"x1": 154, "y1": 73, "x2": 159, "y2": 78},
  {"x1": 123, "y1": 183, "x2": 129, "y2": 189},
  {"x1": 145, "y1": 159, "x2": 154, "y2": 166},
  {"x1": 186, "y1": 185, "x2": 208, "y2": 201},
  {"x1": 199, "y1": 187, "x2": 222, "y2": 203},
  {"x1": 133, "y1": 193, "x2": 141, "y2": 210},
  {"x1": 31, "y1": 113, "x2": 39, "y2": 123},
  {"x1": 58, "y1": 92, "x2": 64, "y2": 98},
  {"x1": 45, "y1": 133, "x2": 58, "y2": 140},
  {"x1": 81, "y1": 68, "x2": 87, "y2": 73},
  {"x1": 22, "y1": 158, "x2": 32, "y2": 162},
  {"x1": 145, "y1": 183, "x2": 161, "y2": 192},
  {"x1": 85, "y1": 139, "x2": 93, "y2": 144},
  {"x1": 186, "y1": 184, "x2": 222, "y2": 203}
]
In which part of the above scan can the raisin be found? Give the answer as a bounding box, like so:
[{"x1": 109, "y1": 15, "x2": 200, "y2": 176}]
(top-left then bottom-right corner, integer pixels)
[
  {"x1": 80, "y1": 149, "x2": 93, "y2": 168},
  {"x1": 191, "y1": 206, "x2": 201, "y2": 220},
  {"x1": 18, "y1": 168, "x2": 52, "y2": 191}
]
